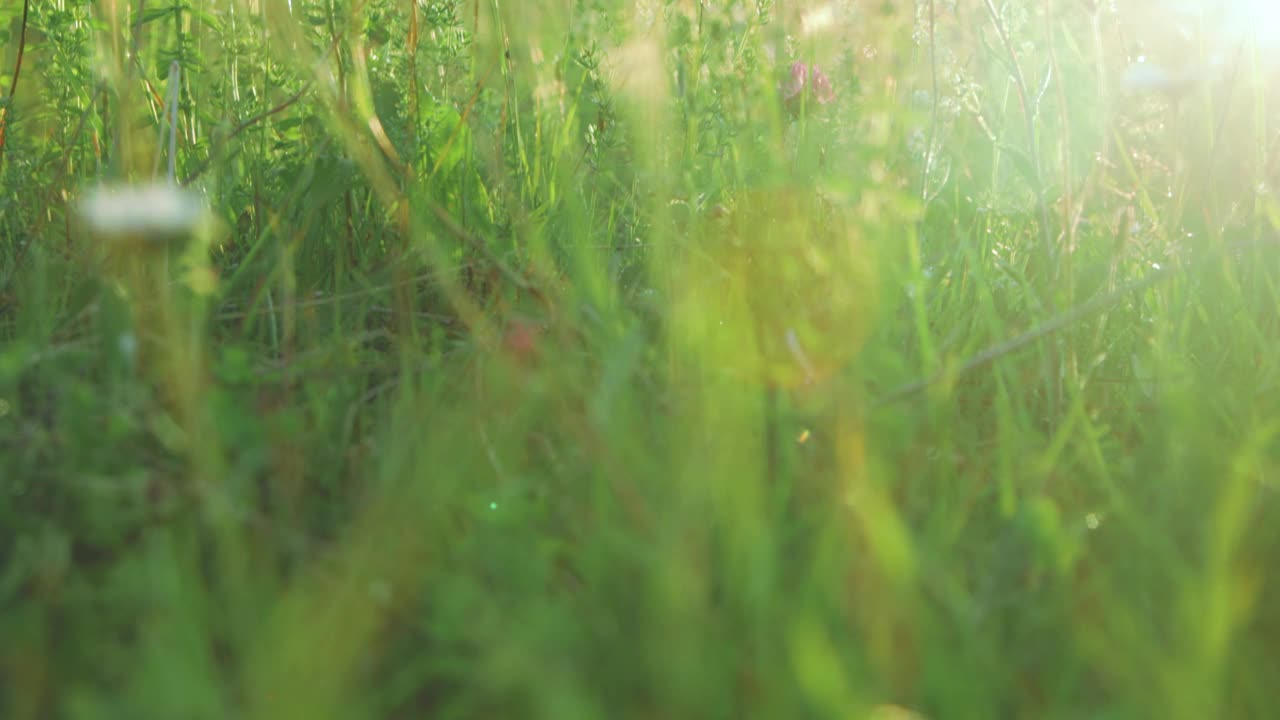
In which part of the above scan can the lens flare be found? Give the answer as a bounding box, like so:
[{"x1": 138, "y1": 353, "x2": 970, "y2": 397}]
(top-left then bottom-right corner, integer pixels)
[{"x1": 1222, "y1": 0, "x2": 1280, "y2": 53}]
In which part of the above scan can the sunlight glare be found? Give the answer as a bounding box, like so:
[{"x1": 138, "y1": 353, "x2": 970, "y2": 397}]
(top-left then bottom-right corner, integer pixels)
[
  {"x1": 1225, "y1": 0, "x2": 1280, "y2": 50},
  {"x1": 801, "y1": 4, "x2": 835, "y2": 37}
]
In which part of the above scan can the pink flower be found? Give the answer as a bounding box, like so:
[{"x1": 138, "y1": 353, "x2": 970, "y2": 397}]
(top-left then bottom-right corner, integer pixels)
[
  {"x1": 781, "y1": 61, "x2": 836, "y2": 109},
  {"x1": 783, "y1": 61, "x2": 808, "y2": 102},
  {"x1": 809, "y1": 65, "x2": 835, "y2": 105}
]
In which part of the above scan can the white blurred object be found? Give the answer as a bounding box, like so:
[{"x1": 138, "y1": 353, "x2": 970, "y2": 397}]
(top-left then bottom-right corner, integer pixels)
[
  {"x1": 1122, "y1": 60, "x2": 1180, "y2": 91},
  {"x1": 1119, "y1": 57, "x2": 1205, "y2": 95},
  {"x1": 80, "y1": 182, "x2": 207, "y2": 241}
]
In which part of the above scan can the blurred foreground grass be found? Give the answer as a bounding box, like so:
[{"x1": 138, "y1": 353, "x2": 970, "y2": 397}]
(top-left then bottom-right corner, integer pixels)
[{"x1": 1, "y1": 0, "x2": 1279, "y2": 717}]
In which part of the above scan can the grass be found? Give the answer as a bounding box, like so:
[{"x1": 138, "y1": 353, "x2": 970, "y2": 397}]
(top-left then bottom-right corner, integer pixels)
[{"x1": 1, "y1": 0, "x2": 1279, "y2": 717}]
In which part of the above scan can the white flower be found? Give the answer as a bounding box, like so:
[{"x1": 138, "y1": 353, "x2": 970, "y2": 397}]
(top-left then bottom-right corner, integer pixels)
[{"x1": 80, "y1": 182, "x2": 207, "y2": 242}]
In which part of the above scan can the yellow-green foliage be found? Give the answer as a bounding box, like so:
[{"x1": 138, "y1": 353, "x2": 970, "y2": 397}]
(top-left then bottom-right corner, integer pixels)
[{"x1": 2, "y1": 1, "x2": 1279, "y2": 719}]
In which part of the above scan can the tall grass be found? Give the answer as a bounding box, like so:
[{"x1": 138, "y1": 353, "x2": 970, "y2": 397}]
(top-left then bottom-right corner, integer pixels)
[{"x1": 1, "y1": 0, "x2": 1278, "y2": 717}]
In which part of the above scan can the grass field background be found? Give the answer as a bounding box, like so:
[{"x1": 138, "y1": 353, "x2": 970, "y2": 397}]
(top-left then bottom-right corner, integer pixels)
[{"x1": 2, "y1": 0, "x2": 1279, "y2": 717}]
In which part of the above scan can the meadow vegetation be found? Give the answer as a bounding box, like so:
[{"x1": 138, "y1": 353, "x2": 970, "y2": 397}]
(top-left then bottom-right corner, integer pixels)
[{"x1": 1, "y1": 0, "x2": 1279, "y2": 717}]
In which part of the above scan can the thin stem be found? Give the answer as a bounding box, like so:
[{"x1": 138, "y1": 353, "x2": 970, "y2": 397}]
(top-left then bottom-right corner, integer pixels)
[
  {"x1": 0, "y1": 0, "x2": 32, "y2": 167},
  {"x1": 873, "y1": 237, "x2": 1272, "y2": 408},
  {"x1": 981, "y1": 0, "x2": 1060, "y2": 419},
  {"x1": 981, "y1": 0, "x2": 1055, "y2": 289},
  {"x1": 168, "y1": 61, "x2": 180, "y2": 183},
  {"x1": 921, "y1": 0, "x2": 941, "y2": 205}
]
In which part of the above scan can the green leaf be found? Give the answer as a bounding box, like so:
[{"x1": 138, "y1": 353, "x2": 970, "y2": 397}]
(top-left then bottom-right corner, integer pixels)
[
  {"x1": 133, "y1": 6, "x2": 175, "y2": 26},
  {"x1": 192, "y1": 7, "x2": 223, "y2": 31},
  {"x1": 421, "y1": 99, "x2": 471, "y2": 181}
]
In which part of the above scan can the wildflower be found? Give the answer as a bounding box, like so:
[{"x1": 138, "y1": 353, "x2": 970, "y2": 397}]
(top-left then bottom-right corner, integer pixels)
[
  {"x1": 809, "y1": 65, "x2": 836, "y2": 104},
  {"x1": 781, "y1": 61, "x2": 836, "y2": 110},
  {"x1": 783, "y1": 61, "x2": 808, "y2": 103},
  {"x1": 80, "y1": 182, "x2": 207, "y2": 246}
]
